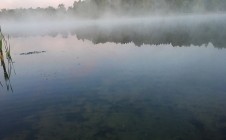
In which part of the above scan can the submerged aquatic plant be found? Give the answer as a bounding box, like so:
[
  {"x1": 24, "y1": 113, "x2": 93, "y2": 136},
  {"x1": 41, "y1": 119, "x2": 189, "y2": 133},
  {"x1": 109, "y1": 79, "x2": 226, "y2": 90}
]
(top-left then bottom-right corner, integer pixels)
[{"x1": 0, "y1": 26, "x2": 15, "y2": 92}]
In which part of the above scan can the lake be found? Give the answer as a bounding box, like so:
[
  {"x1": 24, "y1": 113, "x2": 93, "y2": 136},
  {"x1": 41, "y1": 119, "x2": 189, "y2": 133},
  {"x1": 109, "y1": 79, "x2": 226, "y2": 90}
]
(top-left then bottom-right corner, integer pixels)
[{"x1": 0, "y1": 14, "x2": 226, "y2": 140}]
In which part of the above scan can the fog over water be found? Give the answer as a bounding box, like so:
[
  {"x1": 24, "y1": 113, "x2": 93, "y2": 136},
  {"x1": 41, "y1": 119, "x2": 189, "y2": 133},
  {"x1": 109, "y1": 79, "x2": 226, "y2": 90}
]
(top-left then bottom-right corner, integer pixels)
[
  {"x1": 1, "y1": 0, "x2": 226, "y2": 48},
  {"x1": 1, "y1": 13, "x2": 226, "y2": 48}
]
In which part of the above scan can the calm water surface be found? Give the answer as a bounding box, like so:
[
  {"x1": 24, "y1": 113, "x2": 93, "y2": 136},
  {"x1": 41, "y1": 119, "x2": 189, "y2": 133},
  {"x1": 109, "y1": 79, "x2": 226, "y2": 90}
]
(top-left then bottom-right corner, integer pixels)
[{"x1": 0, "y1": 35, "x2": 226, "y2": 140}]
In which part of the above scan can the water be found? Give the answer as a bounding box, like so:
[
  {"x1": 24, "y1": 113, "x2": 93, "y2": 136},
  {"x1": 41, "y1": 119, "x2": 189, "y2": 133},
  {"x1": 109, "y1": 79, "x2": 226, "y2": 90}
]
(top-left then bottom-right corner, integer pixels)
[{"x1": 1, "y1": 15, "x2": 226, "y2": 140}]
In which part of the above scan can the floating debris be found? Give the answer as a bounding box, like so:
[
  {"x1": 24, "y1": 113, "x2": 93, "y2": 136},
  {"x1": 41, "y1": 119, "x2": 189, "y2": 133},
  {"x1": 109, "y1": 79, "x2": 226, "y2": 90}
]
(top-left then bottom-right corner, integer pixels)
[{"x1": 20, "y1": 51, "x2": 46, "y2": 55}]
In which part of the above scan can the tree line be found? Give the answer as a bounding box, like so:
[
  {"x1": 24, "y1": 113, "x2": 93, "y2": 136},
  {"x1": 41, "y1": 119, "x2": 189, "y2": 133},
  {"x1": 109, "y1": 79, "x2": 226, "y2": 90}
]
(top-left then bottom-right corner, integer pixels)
[{"x1": 0, "y1": 0, "x2": 226, "y2": 19}]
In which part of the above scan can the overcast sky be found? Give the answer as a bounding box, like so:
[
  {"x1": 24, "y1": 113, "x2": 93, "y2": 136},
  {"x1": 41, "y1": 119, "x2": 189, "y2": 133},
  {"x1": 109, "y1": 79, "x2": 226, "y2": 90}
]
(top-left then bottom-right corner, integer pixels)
[{"x1": 0, "y1": 0, "x2": 76, "y2": 9}]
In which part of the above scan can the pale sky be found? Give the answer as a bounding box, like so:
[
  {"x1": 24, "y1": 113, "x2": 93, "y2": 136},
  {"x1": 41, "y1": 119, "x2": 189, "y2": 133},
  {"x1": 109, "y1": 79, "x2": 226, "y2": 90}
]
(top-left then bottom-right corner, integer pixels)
[{"x1": 0, "y1": 0, "x2": 77, "y2": 9}]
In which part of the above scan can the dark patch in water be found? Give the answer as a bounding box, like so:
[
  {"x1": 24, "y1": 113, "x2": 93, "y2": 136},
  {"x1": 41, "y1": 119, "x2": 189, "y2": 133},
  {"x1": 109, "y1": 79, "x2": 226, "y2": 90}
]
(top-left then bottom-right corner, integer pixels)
[
  {"x1": 0, "y1": 121, "x2": 35, "y2": 140},
  {"x1": 218, "y1": 116, "x2": 226, "y2": 124},
  {"x1": 189, "y1": 118, "x2": 212, "y2": 140},
  {"x1": 64, "y1": 112, "x2": 86, "y2": 122},
  {"x1": 190, "y1": 118, "x2": 204, "y2": 130},
  {"x1": 219, "y1": 127, "x2": 226, "y2": 140},
  {"x1": 173, "y1": 136, "x2": 185, "y2": 140},
  {"x1": 94, "y1": 126, "x2": 114, "y2": 138},
  {"x1": 20, "y1": 51, "x2": 46, "y2": 55},
  {"x1": 220, "y1": 127, "x2": 226, "y2": 132}
]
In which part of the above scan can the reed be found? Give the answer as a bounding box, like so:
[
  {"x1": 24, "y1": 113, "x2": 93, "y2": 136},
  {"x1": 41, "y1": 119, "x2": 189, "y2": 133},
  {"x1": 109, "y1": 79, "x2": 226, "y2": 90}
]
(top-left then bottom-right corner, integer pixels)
[
  {"x1": 0, "y1": 26, "x2": 14, "y2": 92},
  {"x1": 0, "y1": 27, "x2": 2, "y2": 53}
]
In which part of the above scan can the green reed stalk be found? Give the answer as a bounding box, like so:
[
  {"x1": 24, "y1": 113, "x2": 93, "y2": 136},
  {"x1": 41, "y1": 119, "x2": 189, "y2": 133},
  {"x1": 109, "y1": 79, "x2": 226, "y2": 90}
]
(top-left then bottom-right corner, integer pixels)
[{"x1": 0, "y1": 37, "x2": 2, "y2": 52}]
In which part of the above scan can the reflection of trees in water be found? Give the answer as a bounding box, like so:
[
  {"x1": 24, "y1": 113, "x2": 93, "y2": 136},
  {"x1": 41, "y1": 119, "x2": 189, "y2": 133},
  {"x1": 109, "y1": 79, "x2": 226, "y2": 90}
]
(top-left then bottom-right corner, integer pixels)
[
  {"x1": 73, "y1": 21, "x2": 226, "y2": 48},
  {"x1": 9, "y1": 17, "x2": 226, "y2": 48},
  {"x1": 0, "y1": 27, "x2": 15, "y2": 92}
]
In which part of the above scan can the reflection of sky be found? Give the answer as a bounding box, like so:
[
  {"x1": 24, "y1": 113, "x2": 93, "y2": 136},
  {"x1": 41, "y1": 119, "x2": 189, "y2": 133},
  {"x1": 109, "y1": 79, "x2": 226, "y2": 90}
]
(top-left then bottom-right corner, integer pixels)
[
  {"x1": 1, "y1": 35, "x2": 226, "y2": 95},
  {"x1": 0, "y1": 0, "x2": 76, "y2": 9}
]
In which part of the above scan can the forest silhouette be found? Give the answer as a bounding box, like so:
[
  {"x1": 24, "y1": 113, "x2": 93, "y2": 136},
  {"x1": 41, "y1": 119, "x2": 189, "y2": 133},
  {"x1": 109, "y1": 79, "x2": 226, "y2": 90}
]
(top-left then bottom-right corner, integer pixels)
[{"x1": 1, "y1": 0, "x2": 226, "y2": 19}]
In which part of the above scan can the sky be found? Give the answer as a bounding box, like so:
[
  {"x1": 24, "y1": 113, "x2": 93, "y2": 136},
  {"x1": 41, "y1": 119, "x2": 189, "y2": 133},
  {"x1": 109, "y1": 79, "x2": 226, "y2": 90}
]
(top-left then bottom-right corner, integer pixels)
[{"x1": 0, "y1": 0, "x2": 77, "y2": 9}]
